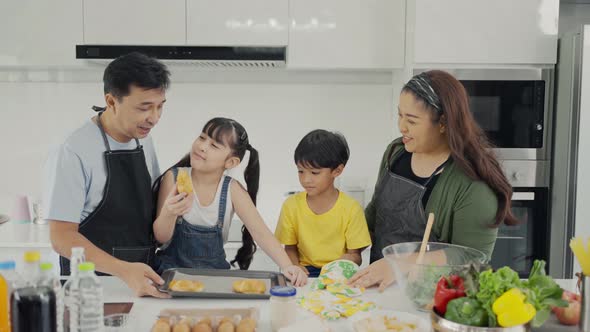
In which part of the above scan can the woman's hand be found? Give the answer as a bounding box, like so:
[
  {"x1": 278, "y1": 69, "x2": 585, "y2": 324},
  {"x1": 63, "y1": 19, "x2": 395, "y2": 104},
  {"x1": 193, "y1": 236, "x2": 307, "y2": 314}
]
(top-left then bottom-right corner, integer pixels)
[
  {"x1": 347, "y1": 258, "x2": 395, "y2": 292},
  {"x1": 162, "y1": 189, "x2": 193, "y2": 217},
  {"x1": 281, "y1": 264, "x2": 308, "y2": 287}
]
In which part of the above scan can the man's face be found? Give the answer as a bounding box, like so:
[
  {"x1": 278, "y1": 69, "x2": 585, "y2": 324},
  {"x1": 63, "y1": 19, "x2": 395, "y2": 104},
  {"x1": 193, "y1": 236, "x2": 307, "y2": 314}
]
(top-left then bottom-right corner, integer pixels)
[{"x1": 109, "y1": 85, "x2": 166, "y2": 140}]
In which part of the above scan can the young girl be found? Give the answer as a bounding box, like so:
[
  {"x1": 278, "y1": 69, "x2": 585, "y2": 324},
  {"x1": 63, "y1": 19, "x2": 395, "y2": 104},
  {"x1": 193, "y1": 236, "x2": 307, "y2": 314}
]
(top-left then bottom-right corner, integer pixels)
[{"x1": 153, "y1": 117, "x2": 307, "y2": 286}]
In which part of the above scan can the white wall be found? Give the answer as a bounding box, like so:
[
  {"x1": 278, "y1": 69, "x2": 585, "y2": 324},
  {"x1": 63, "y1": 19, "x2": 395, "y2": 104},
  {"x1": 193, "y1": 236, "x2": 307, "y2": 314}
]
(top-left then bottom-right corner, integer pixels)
[{"x1": 0, "y1": 69, "x2": 404, "y2": 231}]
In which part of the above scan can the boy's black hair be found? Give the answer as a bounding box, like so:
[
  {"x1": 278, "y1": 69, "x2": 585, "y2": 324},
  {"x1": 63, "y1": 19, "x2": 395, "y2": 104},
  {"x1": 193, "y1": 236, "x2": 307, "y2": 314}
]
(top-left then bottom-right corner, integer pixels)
[
  {"x1": 294, "y1": 129, "x2": 350, "y2": 169},
  {"x1": 103, "y1": 52, "x2": 170, "y2": 99}
]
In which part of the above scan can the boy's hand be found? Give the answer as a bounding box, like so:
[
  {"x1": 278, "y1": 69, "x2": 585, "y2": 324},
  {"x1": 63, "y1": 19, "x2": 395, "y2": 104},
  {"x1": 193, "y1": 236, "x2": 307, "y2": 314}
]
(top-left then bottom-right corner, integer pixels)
[
  {"x1": 298, "y1": 265, "x2": 310, "y2": 275},
  {"x1": 281, "y1": 264, "x2": 308, "y2": 287}
]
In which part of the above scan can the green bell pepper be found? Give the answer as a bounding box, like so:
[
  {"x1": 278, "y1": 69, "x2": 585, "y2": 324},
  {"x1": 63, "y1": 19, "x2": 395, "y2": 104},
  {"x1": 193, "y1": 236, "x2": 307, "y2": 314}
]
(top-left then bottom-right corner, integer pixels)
[{"x1": 444, "y1": 297, "x2": 488, "y2": 327}]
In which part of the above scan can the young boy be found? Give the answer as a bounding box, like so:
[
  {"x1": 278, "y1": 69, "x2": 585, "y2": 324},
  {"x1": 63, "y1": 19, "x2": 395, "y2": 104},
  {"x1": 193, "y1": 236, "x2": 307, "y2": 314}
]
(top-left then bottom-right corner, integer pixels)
[{"x1": 275, "y1": 129, "x2": 372, "y2": 277}]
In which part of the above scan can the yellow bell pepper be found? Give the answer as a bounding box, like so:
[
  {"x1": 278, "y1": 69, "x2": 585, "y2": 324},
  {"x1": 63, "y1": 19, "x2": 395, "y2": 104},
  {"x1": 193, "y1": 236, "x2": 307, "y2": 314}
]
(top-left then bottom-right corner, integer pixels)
[{"x1": 493, "y1": 288, "x2": 536, "y2": 327}]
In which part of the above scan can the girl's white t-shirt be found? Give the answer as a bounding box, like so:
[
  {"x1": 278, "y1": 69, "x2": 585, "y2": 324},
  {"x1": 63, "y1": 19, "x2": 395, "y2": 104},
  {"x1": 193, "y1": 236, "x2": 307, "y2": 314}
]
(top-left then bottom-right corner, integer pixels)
[{"x1": 180, "y1": 167, "x2": 235, "y2": 243}]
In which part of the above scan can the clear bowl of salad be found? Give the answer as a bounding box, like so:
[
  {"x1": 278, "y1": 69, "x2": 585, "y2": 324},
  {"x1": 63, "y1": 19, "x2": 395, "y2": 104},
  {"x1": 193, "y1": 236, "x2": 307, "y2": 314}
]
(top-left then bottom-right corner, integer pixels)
[{"x1": 383, "y1": 242, "x2": 488, "y2": 311}]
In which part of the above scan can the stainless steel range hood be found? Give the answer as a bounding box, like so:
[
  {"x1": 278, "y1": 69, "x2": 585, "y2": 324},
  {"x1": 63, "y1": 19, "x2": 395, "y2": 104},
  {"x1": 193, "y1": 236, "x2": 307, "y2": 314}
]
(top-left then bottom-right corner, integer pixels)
[{"x1": 76, "y1": 45, "x2": 286, "y2": 68}]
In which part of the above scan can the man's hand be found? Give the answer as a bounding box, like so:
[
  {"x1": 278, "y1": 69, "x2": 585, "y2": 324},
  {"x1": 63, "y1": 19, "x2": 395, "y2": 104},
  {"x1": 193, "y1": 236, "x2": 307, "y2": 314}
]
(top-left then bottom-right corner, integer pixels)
[{"x1": 117, "y1": 262, "x2": 171, "y2": 298}]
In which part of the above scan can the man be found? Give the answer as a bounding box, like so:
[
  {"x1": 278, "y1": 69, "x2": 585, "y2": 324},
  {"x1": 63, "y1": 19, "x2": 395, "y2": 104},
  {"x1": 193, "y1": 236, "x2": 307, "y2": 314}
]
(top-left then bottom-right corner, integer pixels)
[{"x1": 44, "y1": 52, "x2": 170, "y2": 298}]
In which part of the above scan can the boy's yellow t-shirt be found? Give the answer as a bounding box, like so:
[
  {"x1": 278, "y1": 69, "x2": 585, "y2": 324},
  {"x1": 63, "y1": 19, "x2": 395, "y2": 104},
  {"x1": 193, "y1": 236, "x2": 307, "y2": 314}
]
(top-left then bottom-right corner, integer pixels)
[{"x1": 275, "y1": 191, "x2": 372, "y2": 268}]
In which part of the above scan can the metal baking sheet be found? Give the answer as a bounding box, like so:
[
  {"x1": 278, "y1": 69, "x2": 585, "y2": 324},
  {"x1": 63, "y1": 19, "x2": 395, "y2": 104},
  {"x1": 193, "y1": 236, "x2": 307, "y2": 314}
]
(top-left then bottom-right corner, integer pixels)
[{"x1": 158, "y1": 268, "x2": 288, "y2": 299}]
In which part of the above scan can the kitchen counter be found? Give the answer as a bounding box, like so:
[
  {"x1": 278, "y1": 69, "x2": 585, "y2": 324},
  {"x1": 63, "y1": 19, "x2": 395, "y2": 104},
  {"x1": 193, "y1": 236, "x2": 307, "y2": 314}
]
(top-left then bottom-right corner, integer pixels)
[
  {"x1": 0, "y1": 221, "x2": 52, "y2": 248},
  {"x1": 100, "y1": 277, "x2": 579, "y2": 332}
]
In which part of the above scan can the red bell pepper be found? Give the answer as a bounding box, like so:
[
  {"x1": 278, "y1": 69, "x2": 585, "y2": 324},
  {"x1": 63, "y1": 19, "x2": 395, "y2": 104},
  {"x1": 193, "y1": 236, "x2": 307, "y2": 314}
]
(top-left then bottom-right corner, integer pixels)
[{"x1": 434, "y1": 275, "x2": 466, "y2": 315}]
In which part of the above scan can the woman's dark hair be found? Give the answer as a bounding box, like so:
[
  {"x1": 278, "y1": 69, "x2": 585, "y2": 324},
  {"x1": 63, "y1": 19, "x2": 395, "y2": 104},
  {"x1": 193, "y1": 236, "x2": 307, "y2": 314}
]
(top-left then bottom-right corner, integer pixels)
[
  {"x1": 152, "y1": 117, "x2": 259, "y2": 270},
  {"x1": 294, "y1": 129, "x2": 350, "y2": 169},
  {"x1": 402, "y1": 70, "x2": 518, "y2": 226},
  {"x1": 103, "y1": 52, "x2": 170, "y2": 100}
]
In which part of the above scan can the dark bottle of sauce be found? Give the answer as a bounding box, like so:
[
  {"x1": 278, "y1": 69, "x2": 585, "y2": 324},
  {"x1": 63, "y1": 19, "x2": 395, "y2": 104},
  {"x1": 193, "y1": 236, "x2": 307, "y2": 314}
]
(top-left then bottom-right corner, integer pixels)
[{"x1": 10, "y1": 286, "x2": 56, "y2": 332}]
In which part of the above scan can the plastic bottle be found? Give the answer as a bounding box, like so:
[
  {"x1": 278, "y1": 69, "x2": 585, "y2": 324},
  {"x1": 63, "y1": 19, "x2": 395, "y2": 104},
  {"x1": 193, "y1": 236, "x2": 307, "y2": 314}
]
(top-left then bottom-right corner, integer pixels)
[
  {"x1": 63, "y1": 247, "x2": 85, "y2": 332},
  {"x1": 22, "y1": 251, "x2": 41, "y2": 287},
  {"x1": 10, "y1": 285, "x2": 56, "y2": 332},
  {"x1": 0, "y1": 261, "x2": 17, "y2": 332},
  {"x1": 71, "y1": 262, "x2": 103, "y2": 332},
  {"x1": 269, "y1": 286, "x2": 297, "y2": 332},
  {"x1": 39, "y1": 262, "x2": 64, "y2": 332}
]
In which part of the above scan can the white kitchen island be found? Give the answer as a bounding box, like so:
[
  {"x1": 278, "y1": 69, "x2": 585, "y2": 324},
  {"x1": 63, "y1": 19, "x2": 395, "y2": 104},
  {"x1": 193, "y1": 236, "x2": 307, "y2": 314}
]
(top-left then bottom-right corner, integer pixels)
[{"x1": 100, "y1": 277, "x2": 579, "y2": 332}]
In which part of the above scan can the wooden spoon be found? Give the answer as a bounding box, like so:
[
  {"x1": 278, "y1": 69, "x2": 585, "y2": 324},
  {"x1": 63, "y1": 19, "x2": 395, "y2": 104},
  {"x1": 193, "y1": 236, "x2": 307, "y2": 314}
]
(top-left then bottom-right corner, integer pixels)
[{"x1": 416, "y1": 213, "x2": 435, "y2": 264}]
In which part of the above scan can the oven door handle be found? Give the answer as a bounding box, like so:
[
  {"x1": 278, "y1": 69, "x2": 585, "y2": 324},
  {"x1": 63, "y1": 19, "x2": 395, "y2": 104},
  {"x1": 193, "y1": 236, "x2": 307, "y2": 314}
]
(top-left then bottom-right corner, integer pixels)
[{"x1": 512, "y1": 192, "x2": 535, "y2": 201}]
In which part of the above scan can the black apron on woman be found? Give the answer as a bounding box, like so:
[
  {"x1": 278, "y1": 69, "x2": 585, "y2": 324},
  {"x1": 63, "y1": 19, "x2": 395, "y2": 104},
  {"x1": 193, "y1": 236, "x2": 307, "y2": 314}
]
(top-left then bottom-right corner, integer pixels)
[{"x1": 370, "y1": 152, "x2": 449, "y2": 263}]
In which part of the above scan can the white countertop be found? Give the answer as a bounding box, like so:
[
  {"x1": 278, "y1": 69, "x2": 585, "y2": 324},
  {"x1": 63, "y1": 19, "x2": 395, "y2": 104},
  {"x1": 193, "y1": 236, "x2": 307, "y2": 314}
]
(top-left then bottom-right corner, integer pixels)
[
  {"x1": 100, "y1": 277, "x2": 578, "y2": 332},
  {"x1": 0, "y1": 221, "x2": 52, "y2": 248},
  {"x1": 101, "y1": 277, "x2": 426, "y2": 332}
]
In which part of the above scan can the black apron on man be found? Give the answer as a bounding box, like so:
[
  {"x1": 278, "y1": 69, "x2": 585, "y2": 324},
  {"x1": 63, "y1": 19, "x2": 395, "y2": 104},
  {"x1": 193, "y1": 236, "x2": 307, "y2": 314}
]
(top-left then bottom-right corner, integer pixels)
[
  {"x1": 370, "y1": 152, "x2": 449, "y2": 263},
  {"x1": 60, "y1": 111, "x2": 155, "y2": 275}
]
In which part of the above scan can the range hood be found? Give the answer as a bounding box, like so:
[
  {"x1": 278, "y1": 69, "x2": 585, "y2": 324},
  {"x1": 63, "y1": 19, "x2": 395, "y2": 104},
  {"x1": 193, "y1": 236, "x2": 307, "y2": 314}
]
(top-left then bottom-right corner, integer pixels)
[{"x1": 76, "y1": 45, "x2": 286, "y2": 68}]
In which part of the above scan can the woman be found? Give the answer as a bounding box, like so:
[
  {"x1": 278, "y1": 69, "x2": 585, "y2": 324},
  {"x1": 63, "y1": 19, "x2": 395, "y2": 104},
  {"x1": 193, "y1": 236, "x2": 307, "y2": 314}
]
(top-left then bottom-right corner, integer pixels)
[{"x1": 349, "y1": 70, "x2": 517, "y2": 291}]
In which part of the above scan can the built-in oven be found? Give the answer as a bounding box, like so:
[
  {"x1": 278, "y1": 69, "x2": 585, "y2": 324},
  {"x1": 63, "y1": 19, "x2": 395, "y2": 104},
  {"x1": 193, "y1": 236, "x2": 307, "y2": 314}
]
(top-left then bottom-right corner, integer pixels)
[
  {"x1": 491, "y1": 188, "x2": 549, "y2": 277},
  {"x1": 489, "y1": 160, "x2": 551, "y2": 277},
  {"x1": 413, "y1": 68, "x2": 553, "y2": 160}
]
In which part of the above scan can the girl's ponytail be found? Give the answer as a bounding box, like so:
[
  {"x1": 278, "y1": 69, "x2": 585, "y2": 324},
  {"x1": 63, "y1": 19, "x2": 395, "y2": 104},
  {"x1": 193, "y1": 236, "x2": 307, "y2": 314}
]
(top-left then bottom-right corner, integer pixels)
[{"x1": 231, "y1": 145, "x2": 260, "y2": 270}]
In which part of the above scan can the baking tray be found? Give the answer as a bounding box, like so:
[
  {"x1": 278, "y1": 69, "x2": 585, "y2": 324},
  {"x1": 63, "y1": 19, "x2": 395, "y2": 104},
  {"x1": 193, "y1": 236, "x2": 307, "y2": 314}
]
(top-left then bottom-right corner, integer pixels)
[{"x1": 158, "y1": 268, "x2": 288, "y2": 299}]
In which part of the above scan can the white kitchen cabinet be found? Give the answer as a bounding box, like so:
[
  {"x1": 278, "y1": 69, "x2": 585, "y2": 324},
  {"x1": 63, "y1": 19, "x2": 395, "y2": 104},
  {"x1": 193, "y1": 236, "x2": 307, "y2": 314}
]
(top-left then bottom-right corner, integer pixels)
[
  {"x1": 187, "y1": 0, "x2": 288, "y2": 46},
  {"x1": 0, "y1": 0, "x2": 83, "y2": 67},
  {"x1": 83, "y1": 0, "x2": 185, "y2": 45},
  {"x1": 288, "y1": 0, "x2": 406, "y2": 70},
  {"x1": 414, "y1": 0, "x2": 559, "y2": 64}
]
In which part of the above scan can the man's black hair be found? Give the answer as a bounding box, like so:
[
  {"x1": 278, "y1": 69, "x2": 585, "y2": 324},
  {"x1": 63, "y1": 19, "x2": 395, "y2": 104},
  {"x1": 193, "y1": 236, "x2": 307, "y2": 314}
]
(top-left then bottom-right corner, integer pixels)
[{"x1": 103, "y1": 52, "x2": 170, "y2": 99}]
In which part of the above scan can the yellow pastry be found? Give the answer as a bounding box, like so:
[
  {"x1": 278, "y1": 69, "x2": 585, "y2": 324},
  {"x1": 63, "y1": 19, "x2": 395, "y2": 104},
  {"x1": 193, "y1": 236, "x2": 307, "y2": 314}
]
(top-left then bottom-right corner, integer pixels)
[
  {"x1": 168, "y1": 279, "x2": 205, "y2": 292},
  {"x1": 176, "y1": 169, "x2": 193, "y2": 194},
  {"x1": 232, "y1": 279, "x2": 266, "y2": 294}
]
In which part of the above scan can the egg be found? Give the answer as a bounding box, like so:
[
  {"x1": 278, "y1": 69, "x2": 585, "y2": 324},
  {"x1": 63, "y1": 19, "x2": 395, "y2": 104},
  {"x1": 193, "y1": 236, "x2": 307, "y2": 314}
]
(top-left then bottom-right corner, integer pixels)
[
  {"x1": 217, "y1": 321, "x2": 235, "y2": 332},
  {"x1": 236, "y1": 318, "x2": 257, "y2": 332},
  {"x1": 197, "y1": 317, "x2": 212, "y2": 326},
  {"x1": 191, "y1": 323, "x2": 213, "y2": 332},
  {"x1": 219, "y1": 317, "x2": 234, "y2": 325},
  {"x1": 172, "y1": 322, "x2": 190, "y2": 332},
  {"x1": 236, "y1": 322, "x2": 255, "y2": 332},
  {"x1": 152, "y1": 319, "x2": 171, "y2": 332}
]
